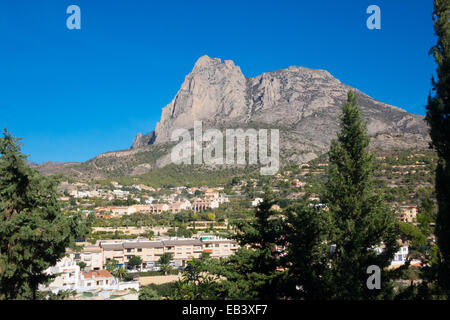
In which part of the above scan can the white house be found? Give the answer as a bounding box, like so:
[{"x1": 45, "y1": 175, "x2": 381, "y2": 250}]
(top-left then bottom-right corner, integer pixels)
[
  {"x1": 39, "y1": 256, "x2": 81, "y2": 294},
  {"x1": 251, "y1": 198, "x2": 264, "y2": 207},
  {"x1": 78, "y1": 270, "x2": 117, "y2": 292},
  {"x1": 39, "y1": 257, "x2": 139, "y2": 295}
]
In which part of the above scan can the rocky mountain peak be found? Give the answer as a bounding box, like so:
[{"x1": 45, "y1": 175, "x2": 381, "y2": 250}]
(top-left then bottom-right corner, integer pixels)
[
  {"x1": 144, "y1": 56, "x2": 429, "y2": 162},
  {"x1": 154, "y1": 56, "x2": 248, "y2": 143}
]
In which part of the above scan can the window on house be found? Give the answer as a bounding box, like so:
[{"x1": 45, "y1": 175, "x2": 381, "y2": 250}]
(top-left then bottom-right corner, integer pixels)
[{"x1": 137, "y1": 248, "x2": 142, "y2": 252}]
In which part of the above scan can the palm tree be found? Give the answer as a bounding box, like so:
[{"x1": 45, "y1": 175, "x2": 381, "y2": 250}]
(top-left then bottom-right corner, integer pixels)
[{"x1": 116, "y1": 266, "x2": 129, "y2": 282}]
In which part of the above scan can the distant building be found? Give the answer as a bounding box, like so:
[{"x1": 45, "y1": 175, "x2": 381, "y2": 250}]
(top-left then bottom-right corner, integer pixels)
[
  {"x1": 399, "y1": 206, "x2": 418, "y2": 223},
  {"x1": 251, "y1": 198, "x2": 264, "y2": 207},
  {"x1": 79, "y1": 270, "x2": 116, "y2": 292},
  {"x1": 67, "y1": 246, "x2": 103, "y2": 271},
  {"x1": 100, "y1": 237, "x2": 238, "y2": 269},
  {"x1": 375, "y1": 245, "x2": 421, "y2": 269},
  {"x1": 95, "y1": 206, "x2": 137, "y2": 217},
  {"x1": 40, "y1": 258, "x2": 139, "y2": 295},
  {"x1": 39, "y1": 256, "x2": 80, "y2": 294}
]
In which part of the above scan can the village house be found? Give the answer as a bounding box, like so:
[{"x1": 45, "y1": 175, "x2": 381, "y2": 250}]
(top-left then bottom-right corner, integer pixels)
[
  {"x1": 95, "y1": 206, "x2": 137, "y2": 217},
  {"x1": 39, "y1": 256, "x2": 80, "y2": 294},
  {"x1": 79, "y1": 270, "x2": 116, "y2": 292},
  {"x1": 149, "y1": 203, "x2": 170, "y2": 214},
  {"x1": 192, "y1": 198, "x2": 220, "y2": 212},
  {"x1": 251, "y1": 198, "x2": 264, "y2": 207},
  {"x1": 291, "y1": 179, "x2": 307, "y2": 188},
  {"x1": 67, "y1": 246, "x2": 103, "y2": 271},
  {"x1": 398, "y1": 206, "x2": 418, "y2": 223}
]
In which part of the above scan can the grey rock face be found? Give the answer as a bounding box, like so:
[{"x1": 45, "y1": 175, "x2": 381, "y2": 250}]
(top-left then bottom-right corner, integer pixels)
[
  {"x1": 150, "y1": 55, "x2": 429, "y2": 156},
  {"x1": 35, "y1": 56, "x2": 430, "y2": 180},
  {"x1": 132, "y1": 131, "x2": 156, "y2": 149},
  {"x1": 154, "y1": 55, "x2": 249, "y2": 144}
]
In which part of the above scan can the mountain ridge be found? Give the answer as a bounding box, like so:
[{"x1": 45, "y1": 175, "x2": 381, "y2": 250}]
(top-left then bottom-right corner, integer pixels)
[{"x1": 33, "y1": 55, "x2": 430, "y2": 180}]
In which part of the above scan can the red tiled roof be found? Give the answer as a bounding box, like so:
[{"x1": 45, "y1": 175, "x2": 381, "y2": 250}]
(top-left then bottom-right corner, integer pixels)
[{"x1": 82, "y1": 270, "x2": 114, "y2": 279}]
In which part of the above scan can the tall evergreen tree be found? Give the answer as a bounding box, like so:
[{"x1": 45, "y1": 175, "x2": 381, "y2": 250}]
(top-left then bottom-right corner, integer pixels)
[
  {"x1": 214, "y1": 189, "x2": 286, "y2": 299},
  {"x1": 323, "y1": 91, "x2": 398, "y2": 299},
  {"x1": 0, "y1": 129, "x2": 89, "y2": 299},
  {"x1": 425, "y1": 0, "x2": 450, "y2": 295}
]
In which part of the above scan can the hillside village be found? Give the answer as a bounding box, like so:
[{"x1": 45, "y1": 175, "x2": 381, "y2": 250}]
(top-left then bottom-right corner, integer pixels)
[{"x1": 37, "y1": 150, "x2": 438, "y2": 299}]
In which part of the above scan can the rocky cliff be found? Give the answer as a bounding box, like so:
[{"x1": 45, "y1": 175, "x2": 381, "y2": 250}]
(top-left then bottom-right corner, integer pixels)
[
  {"x1": 137, "y1": 55, "x2": 429, "y2": 162},
  {"x1": 34, "y1": 55, "x2": 430, "y2": 179}
]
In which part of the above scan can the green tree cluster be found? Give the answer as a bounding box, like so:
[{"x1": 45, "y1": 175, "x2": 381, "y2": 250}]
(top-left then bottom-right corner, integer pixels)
[
  {"x1": 425, "y1": 0, "x2": 450, "y2": 295},
  {"x1": 0, "y1": 129, "x2": 91, "y2": 299}
]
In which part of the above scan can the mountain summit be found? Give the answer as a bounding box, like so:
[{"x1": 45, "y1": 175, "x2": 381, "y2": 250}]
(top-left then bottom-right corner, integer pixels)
[
  {"x1": 134, "y1": 55, "x2": 429, "y2": 162},
  {"x1": 35, "y1": 56, "x2": 430, "y2": 179}
]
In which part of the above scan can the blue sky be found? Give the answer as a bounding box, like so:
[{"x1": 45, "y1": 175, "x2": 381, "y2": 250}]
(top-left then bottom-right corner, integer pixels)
[{"x1": 0, "y1": 0, "x2": 437, "y2": 163}]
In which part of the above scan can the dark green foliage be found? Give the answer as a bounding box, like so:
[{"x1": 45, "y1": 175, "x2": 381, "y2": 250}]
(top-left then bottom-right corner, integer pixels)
[
  {"x1": 138, "y1": 286, "x2": 161, "y2": 300},
  {"x1": 323, "y1": 91, "x2": 398, "y2": 299},
  {"x1": 77, "y1": 261, "x2": 87, "y2": 271},
  {"x1": 397, "y1": 222, "x2": 427, "y2": 247},
  {"x1": 167, "y1": 226, "x2": 192, "y2": 238},
  {"x1": 141, "y1": 282, "x2": 178, "y2": 298},
  {"x1": 171, "y1": 254, "x2": 222, "y2": 300},
  {"x1": 212, "y1": 190, "x2": 286, "y2": 299},
  {"x1": 106, "y1": 259, "x2": 129, "y2": 281},
  {"x1": 417, "y1": 198, "x2": 436, "y2": 237},
  {"x1": 158, "y1": 252, "x2": 173, "y2": 275},
  {"x1": 281, "y1": 202, "x2": 334, "y2": 299},
  {"x1": 114, "y1": 164, "x2": 255, "y2": 188},
  {"x1": 0, "y1": 129, "x2": 91, "y2": 299},
  {"x1": 127, "y1": 255, "x2": 143, "y2": 270},
  {"x1": 425, "y1": 0, "x2": 450, "y2": 294}
]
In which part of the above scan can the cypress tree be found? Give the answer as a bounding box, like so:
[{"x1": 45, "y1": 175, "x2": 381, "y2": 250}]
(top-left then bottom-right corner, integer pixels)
[
  {"x1": 0, "y1": 129, "x2": 89, "y2": 299},
  {"x1": 425, "y1": 0, "x2": 450, "y2": 295},
  {"x1": 323, "y1": 91, "x2": 398, "y2": 299}
]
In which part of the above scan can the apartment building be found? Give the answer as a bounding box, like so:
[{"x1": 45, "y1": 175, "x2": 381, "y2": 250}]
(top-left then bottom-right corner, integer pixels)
[
  {"x1": 95, "y1": 206, "x2": 137, "y2": 217},
  {"x1": 200, "y1": 235, "x2": 238, "y2": 257},
  {"x1": 123, "y1": 241, "x2": 165, "y2": 268},
  {"x1": 149, "y1": 203, "x2": 170, "y2": 214},
  {"x1": 192, "y1": 198, "x2": 220, "y2": 212},
  {"x1": 399, "y1": 206, "x2": 418, "y2": 223},
  {"x1": 162, "y1": 239, "x2": 204, "y2": 267},
  {"x1": 39, "y1": 256, "x2": 80, "y2": 293},
  {"x1": 67, "y1": 246, "x2": 103, "y2": 271},
  {"x1": 168, "y1": 200, "x2": 192, "y2": 213},
  {"x1": 102, "y1": 242, "x2": 128, "y2": 266},
  {"x1": 99, "y1": 237, "x2": 238, "y2": 269}
]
